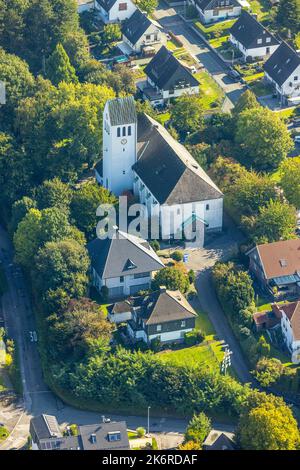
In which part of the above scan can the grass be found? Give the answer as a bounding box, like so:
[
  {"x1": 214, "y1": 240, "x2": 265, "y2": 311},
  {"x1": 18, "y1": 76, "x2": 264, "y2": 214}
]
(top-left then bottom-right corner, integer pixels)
[
  {"x1": 248, "y1": 0, "x2": 272, "y2": 22},
  {"x1": 195, "y1": 308, "x2": 216, "y2": 337},
  {"x1": 248, "y1": 78, "x2": 273, "y2": 97},
  {"x1": 244, "y1": 72, "x2": 264, "y2": 83},
  {"x1": 156, "y1": 112, "x2": 170, "y2": 126},
  {"x1": 194, "y1": 19, "x2": 236, "y2": 40},
  {"x1": 195, "y1": 70, "x2": 224, "y2": 110}
]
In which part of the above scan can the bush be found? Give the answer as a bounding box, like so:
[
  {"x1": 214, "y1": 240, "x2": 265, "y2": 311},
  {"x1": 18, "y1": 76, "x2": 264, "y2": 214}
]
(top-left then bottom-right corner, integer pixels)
[
  {"x1": 188, "y1": 269, "x2": 196, "y2": 284},
  {"x1": 171, "y1": 250, "x2": 183, "y2": 262},
  {"x1": 254, "y1": 357, "x2": 283, "y2": 388},
  {"x1": 150, "y1": 240, "x2": 160, "y2": 252},
  {"x1": 136, "y1": 427, "x2": 146, "y2": 438},
  {"x1": 184, "y1": 329, "x2": 204, "y2": 346},
  {"x1": 150, "y1": 337, "x2": 162, "y2": 352}
]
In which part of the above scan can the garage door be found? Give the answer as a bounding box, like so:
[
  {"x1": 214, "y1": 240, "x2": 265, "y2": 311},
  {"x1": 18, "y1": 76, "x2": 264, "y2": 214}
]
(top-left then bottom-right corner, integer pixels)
[
  {"x1": 108, "y1": 286, "x2": 124, "y2": 298},
  {"x1": 129, "y1": 284, "x2": 149, "y2": 295}
]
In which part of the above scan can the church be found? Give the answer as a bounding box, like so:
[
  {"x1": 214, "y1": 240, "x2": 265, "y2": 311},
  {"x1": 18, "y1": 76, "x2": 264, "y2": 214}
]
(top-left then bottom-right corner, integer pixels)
[{"x1": 96, "y1": 96, "x2": 223, "y2": 246}]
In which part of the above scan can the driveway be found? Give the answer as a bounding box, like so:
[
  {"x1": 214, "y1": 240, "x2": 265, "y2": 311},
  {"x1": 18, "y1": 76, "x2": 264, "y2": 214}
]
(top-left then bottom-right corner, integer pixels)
[{"x1": 154, "y1": 1, "x2": 246, "y2": 109}]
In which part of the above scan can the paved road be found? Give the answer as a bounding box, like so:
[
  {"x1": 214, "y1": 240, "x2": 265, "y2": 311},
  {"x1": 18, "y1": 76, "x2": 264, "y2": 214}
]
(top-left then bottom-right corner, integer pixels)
[
  {"x1": 0, "y1": 225, "x2": 236, "y2": 449},
  {"x1": 154, "y1": 2, "x2": 246, "y2": 110}
]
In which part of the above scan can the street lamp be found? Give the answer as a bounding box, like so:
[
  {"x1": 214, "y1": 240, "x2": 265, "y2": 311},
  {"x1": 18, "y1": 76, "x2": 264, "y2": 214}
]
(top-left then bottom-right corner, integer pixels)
[{"x1": 147, "y1": 406, "x2": 151, "y2": 435}]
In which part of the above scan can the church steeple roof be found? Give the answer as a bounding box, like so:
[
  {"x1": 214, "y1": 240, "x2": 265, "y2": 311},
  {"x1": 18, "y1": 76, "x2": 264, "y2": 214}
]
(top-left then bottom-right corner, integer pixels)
[{"x1": 107, "y1": 96, "x2": 137, "y2": 126}]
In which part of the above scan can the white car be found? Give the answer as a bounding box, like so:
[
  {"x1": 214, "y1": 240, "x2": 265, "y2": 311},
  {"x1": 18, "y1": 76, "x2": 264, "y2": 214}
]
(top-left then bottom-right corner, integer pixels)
[{"x1": 294, "y1": 135, "x2": 300, "y2": 143}]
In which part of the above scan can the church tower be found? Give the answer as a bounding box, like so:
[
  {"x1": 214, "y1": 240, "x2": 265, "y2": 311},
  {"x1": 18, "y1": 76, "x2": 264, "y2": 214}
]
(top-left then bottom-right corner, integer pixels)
[{"x1": 102, "y1": 96, "x2": 137, "y2": 196}]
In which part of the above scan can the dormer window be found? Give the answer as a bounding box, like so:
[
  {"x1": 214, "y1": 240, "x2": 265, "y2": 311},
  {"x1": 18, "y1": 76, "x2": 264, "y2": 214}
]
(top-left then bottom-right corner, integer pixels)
[
  {"x1": 108, "y1": 431, "x2": 121, "y2": 442},
  {"x1": 279, "y1": 259, "x2": 287, "y2": 267}
]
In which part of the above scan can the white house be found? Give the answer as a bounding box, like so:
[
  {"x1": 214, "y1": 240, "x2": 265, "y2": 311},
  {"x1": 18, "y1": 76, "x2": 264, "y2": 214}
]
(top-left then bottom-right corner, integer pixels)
[
  {"x1": 122, "y1": 8, "x2": 163, "y2": 54},
  {"x1": 264, "y1": 41, "x2": 300, "y2": 106},
  {"x1": 88, "y1": 228, "x2": 164, "y2": 299},
  {"x1": 272, "y1": 302, "x2": 300, "y2": 364},
  {"x1": 139, "y1": 46, "x2": 200, "y2": 106},
  {"x1": 77, "y1": 0, "x2": 95, "y2": 13},
  {"x1": 126, "y1": 287, "x2": 198, "y2": 344},
  {"x1": 98, "y1": 96, "x2": 223, "y2": 246},
  {"x1": 229, "y1": 10, "x2": 280, "y2": 61},
  {"x1": 95, "y1": 0, "x2": 136, "y2": 23},
  {"x1": 192, "y1": 0, "x2": 241, "y2": 24}
]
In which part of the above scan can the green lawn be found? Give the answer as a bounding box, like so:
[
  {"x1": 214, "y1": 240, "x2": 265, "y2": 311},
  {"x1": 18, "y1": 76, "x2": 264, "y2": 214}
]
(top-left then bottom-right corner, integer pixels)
[
  {"x1": 156, "y1": 112, "x2": 171, "y2": 126},
  {"x1": 194, "y1": 19, "x2": 236, "y2": 40},
  {"x1": 244, "y1": 72, "x2": 264, "y2": 83},
  {"x1": 158, "y1": 340, "x2": 224, "y2": 371},
  {"x1": 195, "y1": 70, "x2": 224, "y2": 110},
  {"x1": 248, "y1": 0, "x2": 272, "y2": 22},
  {"x1": 248, "y1": 78, "x2": 273, "y2": 97},
  {"x1": 195, "y1": 308, "x2": 216, "y2": 338}
]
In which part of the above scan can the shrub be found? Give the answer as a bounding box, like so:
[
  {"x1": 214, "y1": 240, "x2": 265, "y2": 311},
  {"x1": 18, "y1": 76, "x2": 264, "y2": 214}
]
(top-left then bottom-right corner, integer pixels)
[
  {"x1": 136, "y1": 427, "x2": 146, "y2": 438},
  {"x1": 188, "y1": 269, "x2": 196, "y2": 284},
  {"x1": 171, "y1": 250, "x2": 183, "y2": 262},
  {"x1": 184, "y1": 329, "x2": 204, "y2": 346},
  {"x1": 150, "y1": 337, "x2": 162, "y2": 352},
  {"x1": 150, "y1": 240, "x2": 160, "y2": 252}
]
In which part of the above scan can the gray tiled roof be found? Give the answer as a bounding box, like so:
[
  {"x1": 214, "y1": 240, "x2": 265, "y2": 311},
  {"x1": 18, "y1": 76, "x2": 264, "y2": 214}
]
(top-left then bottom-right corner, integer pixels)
[
  {"x1": 144, "y1": 46, "x2": 199, "y2": 90},
  {"x1": 107, "y1": 96, "x2": 137, "y2": 126},
  {"x1": 95, "y1": 0, "x2": 118, "y2": 12},
  {"x1": 79, "y1": 421, "x2": 129, "y2": 450},
  {"x1": 88, "y1": 229, "x2": 164, "y2": 279},
  {"x1": 230, "y1": 10, "x2": 279, "y2": 50},
  {"x1": 264, "y1": 41, "x2": 300, "y2": 87},
  {"x1": 133, "y1": 114, "x2": 223, "y2": 205},
  {"x1": 30, "y1": 414, "x2": 62, "y2": 440},
  {"x1": 122, "y1": 9, "x2": 153, "y2": 45}
]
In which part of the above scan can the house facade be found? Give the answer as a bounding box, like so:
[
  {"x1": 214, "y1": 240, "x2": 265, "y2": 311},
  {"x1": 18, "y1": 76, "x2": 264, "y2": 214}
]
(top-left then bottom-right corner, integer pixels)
[
  {"x1": 95, "y1": 0, "x2": 136, "y2": 23},
  {"x1": 122, "y1": 9, "x2": 163, "y2": 53},
  {"x1": 264, "y1": 42, "x2": 300, "y2": 106},
  {"x1": 229, "y1": 10, "x2": 279, "y2": 61},
  {"x1": 192, "y1": 0, "x2": 241, "y2": 24},
  {"x1": 98, "y1": 96, "x2": 223, "y2": 246},
  {"x1": 125, "y1": 287, "x2": 197, "y2": 344},
  {"x1": 139, "y1": 46, "x2": 200, "y2": 106},
  {"x1": 88, "y1": 228, "x2": 164, "y2": 299},
  {"x1": 247, "y1": 240, "x2": 300, "y2": 297}
]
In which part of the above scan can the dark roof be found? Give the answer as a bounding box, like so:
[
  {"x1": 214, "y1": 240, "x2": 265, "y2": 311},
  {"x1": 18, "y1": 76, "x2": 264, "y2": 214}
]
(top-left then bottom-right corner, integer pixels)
[
  {"x1": 144, "y1": 46, "x2": 199, "y2": 90},
  {"x1": 195, "y1": 0, "x2": 240, "y2": 11},
  {"x1": 123, "y1": 9, "x2": 154, "y2": 45},
  {"x1": 133, "y1": 114, "x2": 223, "y2": 205},
  {"x1": 203, "y1": 431, "x2": 236, "y2": 450},
  {"x1": 95, "y1": 0, "x2": 117, "y2": 12},
  {"x1": 132, "y1": 288, "x2": 197, "y2": 325},
  {"x1": 30, "y1": 414, "x2": 62, "y2": 440},
  {"x1": 107, "y1": 96, "x2": 137, "y2": 126},
  {"x1": 230, "y1": 10, "x2": 279, "y2": 50},
  {"x1": 264, "y1": 41, "x2": 300, "y2": 86},
  {"x1": 88, "y1": 229, "x2": 164, "y2": 279},
  {"x1": 108, "y1": 299, "x2": 132, "y2": 314},
  {"x1": 79, "y1": 421, "x2": 129, "y2": 450}
]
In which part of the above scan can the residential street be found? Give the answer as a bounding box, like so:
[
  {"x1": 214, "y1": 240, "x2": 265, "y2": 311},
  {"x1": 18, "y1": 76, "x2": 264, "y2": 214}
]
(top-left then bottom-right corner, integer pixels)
[{"x1": 154, "y1": 1, "x2": 246, "y2": 110}]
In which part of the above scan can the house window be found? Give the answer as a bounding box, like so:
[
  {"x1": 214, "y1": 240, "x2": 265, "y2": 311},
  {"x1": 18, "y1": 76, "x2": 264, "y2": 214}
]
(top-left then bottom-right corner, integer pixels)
[
  {"x1": 206, "y1": 204, "x2": 210, "y2": 210},
  {"x1": 145, "y1": 34, "x2": 151, "y2": 41},
  {"x1": 108, "y1": 432, "x2": 121, "y2": 442},
  {"x1": 119, "y1": 2, "x2": 127, "y2": 10},
  {"x1": 181, "y1": 320, "x2": 186, "y2": 328},
  {"x1": 122, "y1": 126, "x2": 126, "y2": 136},
  {"x1": 257, "y1": 38, "x2": 262, "y2": 44},
  {"x1": 134, "y1": 272, "x2": 149, "y2": 279},
  {"x1": 128, "y1": 125, "x2": 131, "y2": 136},
  {"x1": 120, "y1": 276, "x2": 124, "y2": 283},
  {"x1": 123, "y1": 170, "x2": 126, "y2": 174},
  {"x1": 294, "y1": 76, "x2": 298, "y2": 81},
  {"x1": 157, "y1": 324, "x2": 162, "y2": 332},
  {"x1": 266, "y1": 37, "x2": 271, "y2": 43},
  {"x1": 117, "y1": 127, "x2": 121, "y2": 137}
]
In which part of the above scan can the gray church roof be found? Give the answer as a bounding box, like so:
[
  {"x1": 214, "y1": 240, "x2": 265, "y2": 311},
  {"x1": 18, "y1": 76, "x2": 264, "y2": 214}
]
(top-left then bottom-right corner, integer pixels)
[
  {"x1": 107, "y1": 96, "x2": 137, "y2": 126},
  {"x1": 230, "y1": 10, "x2": 279, "y2": 50},
  {"x1": 88, "y1": 229, "x2": 164, "y2": 279},
  {"x1": 133, "y1": 114, "x2": 223, "y2": 205},
  {"x1": 264, "y1": 41, "x2": 300, "y2": 87},
  {"x1": 123, "y1": 9, "x2": 153, "y2": 45},
  {"x1": 144, "y1": 46, "x2": 199, "y2": 91}
]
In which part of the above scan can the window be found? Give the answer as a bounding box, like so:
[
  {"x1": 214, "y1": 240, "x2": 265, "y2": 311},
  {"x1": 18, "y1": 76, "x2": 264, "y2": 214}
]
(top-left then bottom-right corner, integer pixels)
[
  {"x1": 119, "y1": 2, "x2": 127, "y2": 10},
  {"x1": 181, "y1": 320, "x2": 186, "y2": 328},
  {"x1": 206, "y1": 204, "x2": 210, "y2": 210},
  {"x1": 123, "y1": 170, "x2": 125, "y2": 174},
  {"x1": 257, "y1": 38, "x2": 262, "y2": 44},
  {"x1": 122, "y1": 126, "x2": 126, "y2": 136},
  {"x1": 145, "y1": 34, "x2": 151, "y2": 41},
  {"x1": 157, "y1": 325, "x2": 162, "y2": 332},
  {"x1": 134, "y1": 272, "x2": 149, "y2": 279},
  {"x1": 294, "y1": 76, "x2": 299, "y2": 81},
  {"x1": 120, "y1": 276, "x2": 124, "y2": 283},
  {"x1": 177, "y1": 208, "x2": 180, "y2": 215},
  {"x1": 108, "y1": 432, "x2": 121, "y2": 442},
  {"x1": 266, "y1": 37, "x2": 271, "y2": 43},
  {"x1": 117, "y1": 127, "x2": 121, "y2": 137},
  {"x1": 128, "y1": 125, "x2": 131, "y2": 136}
]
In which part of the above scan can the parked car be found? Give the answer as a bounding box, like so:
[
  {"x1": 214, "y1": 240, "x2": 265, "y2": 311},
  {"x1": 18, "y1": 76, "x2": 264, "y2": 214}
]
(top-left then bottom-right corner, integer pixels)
[{"x1": 228, "y1": 69, "x2": 240, "y2": 81}]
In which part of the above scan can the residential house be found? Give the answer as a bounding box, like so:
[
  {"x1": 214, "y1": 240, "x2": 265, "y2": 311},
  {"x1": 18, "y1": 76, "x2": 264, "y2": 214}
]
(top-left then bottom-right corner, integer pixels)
[
  {"x1": 95, "y1": 0, "x2": 136, "y2": 23},
  {"x1": 272, "y1": 301, "x2": 300, "y2": 363},
  {"x1": 125, "y1": 286, "x2": 198, "y2": 344},
  {"x1": 77, "y1": 0, "x2": 95, "y2": 13},
  {"x1": 264, "y1": 41, "x2": 300, "y2": 106},
  {"x1": 88, "y1": 227, "x2": 164, "y2": 299},
  {"x1": 229, "y1": 10, "x2": 279, "y2": 61},
  {"x1": 30, "y1": 415, "x2": 130, "y2": 450},
  {"x1": 98, "y1": 96, "x2": 223, "y2": 245},
  {"x1": 139, "y1": 46, "x2": 199, "y2": 106},
  {"x1": 107, "y1": 299, "x2": 133, "y2": 323},
  {"x1": 203, "y1": 430, "x2": 236, "y2": 450},
  {"x1": 122, "y1": 8, "x2": 163, "y2": 54},
  {"x1": 192, "y1": 0, "x2": 242, "y2": 24},
  {"x1": 247, "y1": 239, "x2": 300, "y2": 297}
]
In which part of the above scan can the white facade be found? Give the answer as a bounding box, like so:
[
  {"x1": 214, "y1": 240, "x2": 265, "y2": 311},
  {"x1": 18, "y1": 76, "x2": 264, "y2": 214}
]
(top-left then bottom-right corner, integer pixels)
[
  {"x1": 91, "y1": 267, "x2": 153, "y2": 298},
  {"x1": 230, "y1": 34, "x2": 279, "y2": 61},
  {"x1": 265, "y1": 64, "x2": 300, "y2": 104},
  {"x1": 127, "y1": 320, "x2": 193, "y2": 344},
  {"x1": 108, "y1": 310, "x2": 132, "y2": 323},
  {"x1": 146, "y1": 76, "x2": 199, "y2": 103},
  {"x1": 123, "y1": 24, "x2": 162, "y2": 53},
  {"x1": 194, "y1": 3, "x2": 241, "y2": 24},
  {"x1": 102, "y1": 101, "x2": 137, "y2": 196},
  {"x1": 95, "y1": 0, "x2": 136, "y2": 23},
  {"x1": 281, "y1": 312, "x2": 300, "y2": 363}
]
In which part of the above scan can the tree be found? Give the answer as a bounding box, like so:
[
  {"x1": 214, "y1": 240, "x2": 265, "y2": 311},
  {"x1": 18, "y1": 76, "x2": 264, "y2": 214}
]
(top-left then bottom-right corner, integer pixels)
[
  {"x1": 233, "y1": 89, "x2": 260, "y2": 115},
  {"x1": 184, "y1": 412, "x2": 211, "y2": 446},
  {"x1": 276, "y1": 0, "x2": 300, "y2": 36},
  {"x1": 178, "y1": 441, "x2": 201, "y2": 450},
  {"x1": 70, "y1": 181, "x2": 117, "y2": 240},
  {"x1": 279, "y1": 159, "x2": 300, "y2": 209},
  {"x1": 186, "y1": 142, "x2": 210, "y2": 169},
  {"x1": 35, "y1": 178, "x2": 72, "y2": 211},
  {"x1": 235, "y1": 107, "x2": 294, "y2": 170},
  {"x1": 153, "y1": 266, "x2": 190, "y2": 293},
  {"x1": 62, "y1": 29, "x2": 90, "y2": 70},
  {"x1": 10, "y1": 196, "x2": 37, "y2": 234},
  {"x1": 254, "y1": 357, "x2": 283, "y2": 387},
  {"x1": 242, "y1": 199, "x2": 297, "y2": 243},
  {"x1": 135, "y1": 0, "x2": 158, "y2": 14},
  {"x1": 48, "y1": 298, "x2": 113, "y2": 359},
  {"x1": 236, "y1": 400, "x2": 300, "y2": 450},
  {"x1": 110, "y1": 64, "x2": 136, "y2": 96},
  {"x1": 46, "y1": 43, "x2": 78, "y2": 86},
  {"x1": 33, "y1": 238, "x2": 89, "y2": 308},
  {"x1": 102, "y1": 23, "x2": 122, "y2": 44},
  {"x1": 170, "y1": 94, "x2": 204, "y2": 135}
]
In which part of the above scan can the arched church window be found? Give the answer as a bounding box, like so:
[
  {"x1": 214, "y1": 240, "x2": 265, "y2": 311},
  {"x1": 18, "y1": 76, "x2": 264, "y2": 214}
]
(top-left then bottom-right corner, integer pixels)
[
  {"x1": 122, "y1": 126, "x2": 126, "y2": 136},
  {"x1": 117, "y1": 127, "x2": 121, "y2": 137}
]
